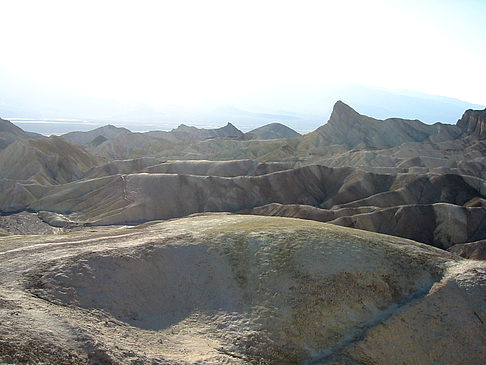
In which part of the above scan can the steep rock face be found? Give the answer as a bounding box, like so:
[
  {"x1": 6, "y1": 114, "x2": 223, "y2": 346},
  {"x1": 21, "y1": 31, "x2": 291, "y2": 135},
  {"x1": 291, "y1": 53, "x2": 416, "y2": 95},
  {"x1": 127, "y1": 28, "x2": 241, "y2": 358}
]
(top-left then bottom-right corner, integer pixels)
[
  {"x1": 457, "y1": 108, "x2": 486, "y2": 138},
  {"x1": 1, "y1": 215, "x2": 485, "y2": 364},
  {"x1": 249, "y1": 123, "x2": 301, "y2": 139}
]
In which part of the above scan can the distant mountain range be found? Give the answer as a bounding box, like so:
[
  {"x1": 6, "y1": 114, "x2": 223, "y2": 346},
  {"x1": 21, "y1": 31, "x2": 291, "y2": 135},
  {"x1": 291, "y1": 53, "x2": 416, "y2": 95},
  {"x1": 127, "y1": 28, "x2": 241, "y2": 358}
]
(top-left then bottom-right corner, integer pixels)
[{"x1": 1, "y1": 79, "x2": 484, "y2": 134}]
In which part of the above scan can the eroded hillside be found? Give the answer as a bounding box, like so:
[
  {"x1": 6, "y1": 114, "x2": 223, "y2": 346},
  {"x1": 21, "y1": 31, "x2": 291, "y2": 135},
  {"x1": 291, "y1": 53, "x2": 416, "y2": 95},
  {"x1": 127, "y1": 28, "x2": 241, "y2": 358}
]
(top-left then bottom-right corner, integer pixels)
[
  {"x1": 1, "y1": 102, "x2": 486, "y2": 255},
  {"x1": 0, "y1": 215, "x2": 485, "y2": 364},
  {"x1": 1, "y1": 102, "x2": 486, "y2": 364}
]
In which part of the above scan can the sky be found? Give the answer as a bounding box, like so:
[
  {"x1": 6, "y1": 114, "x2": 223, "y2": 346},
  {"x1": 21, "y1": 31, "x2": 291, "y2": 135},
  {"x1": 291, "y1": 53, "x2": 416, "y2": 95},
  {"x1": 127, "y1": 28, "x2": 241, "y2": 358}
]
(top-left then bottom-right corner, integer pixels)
[{"x1": 1, "y1": 0, "x2": 485, "y2": 112}]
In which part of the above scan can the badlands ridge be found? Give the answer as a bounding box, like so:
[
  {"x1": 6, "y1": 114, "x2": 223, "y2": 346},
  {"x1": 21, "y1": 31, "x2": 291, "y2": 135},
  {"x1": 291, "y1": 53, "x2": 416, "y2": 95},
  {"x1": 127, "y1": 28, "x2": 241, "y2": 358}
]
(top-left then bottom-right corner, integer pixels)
[{"x1": 0, "y1": 101, "x2": 485, "y2": 363}]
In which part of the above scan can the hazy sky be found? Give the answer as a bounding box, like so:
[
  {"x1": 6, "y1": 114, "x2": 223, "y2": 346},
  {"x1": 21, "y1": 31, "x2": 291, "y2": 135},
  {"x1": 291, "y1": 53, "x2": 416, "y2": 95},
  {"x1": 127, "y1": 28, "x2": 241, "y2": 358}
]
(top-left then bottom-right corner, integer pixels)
[{"x1": 1, "y1": 0, "x2": 485, "y2": 107}]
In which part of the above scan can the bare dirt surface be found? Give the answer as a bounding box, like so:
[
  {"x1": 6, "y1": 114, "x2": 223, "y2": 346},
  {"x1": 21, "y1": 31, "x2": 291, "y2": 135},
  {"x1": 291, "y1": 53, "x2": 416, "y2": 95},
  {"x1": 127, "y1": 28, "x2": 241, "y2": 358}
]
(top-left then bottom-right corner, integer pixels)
[{"x1": 0, "y1": 214, "x2": 485, "y2": 364}]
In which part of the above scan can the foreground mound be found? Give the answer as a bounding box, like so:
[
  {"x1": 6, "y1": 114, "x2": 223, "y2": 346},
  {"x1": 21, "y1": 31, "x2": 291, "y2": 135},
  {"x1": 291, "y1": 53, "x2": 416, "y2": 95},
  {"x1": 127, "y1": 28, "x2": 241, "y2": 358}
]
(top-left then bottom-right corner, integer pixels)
[{"x1": 0, "y1": 214, "x2": 484, "y2": 364}]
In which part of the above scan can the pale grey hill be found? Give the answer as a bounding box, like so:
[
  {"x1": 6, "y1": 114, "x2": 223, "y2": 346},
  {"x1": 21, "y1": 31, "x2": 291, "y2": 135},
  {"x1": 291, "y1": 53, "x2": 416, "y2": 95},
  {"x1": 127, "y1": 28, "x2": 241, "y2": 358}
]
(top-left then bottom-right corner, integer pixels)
[
  {"x1": 249, "y1": 122, "x2": 301, "y2": 139},
  {"x1": 92, "y1": 132, "x2": 174, "y2": 160},
  {"x1": 0, "y1": 136, "x2": 99, "y2": 184},
  {"x1": 84, "y1": 123, "x2": 246, "y2": 160},
  {"x1": 169, "y1": 122, "x2": 244, "y2": 141},
  {"x1": 61, "y1": 124, "x2": 130, "y2": 145},
  {"x1": 0, "y1": 117, "x2": 43, "y2": 150}
]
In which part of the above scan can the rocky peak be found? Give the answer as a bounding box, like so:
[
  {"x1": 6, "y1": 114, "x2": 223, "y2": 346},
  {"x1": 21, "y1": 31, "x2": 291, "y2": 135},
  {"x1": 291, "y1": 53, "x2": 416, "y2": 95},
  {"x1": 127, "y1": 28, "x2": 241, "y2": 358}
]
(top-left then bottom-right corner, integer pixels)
[
  {"x1": 457, "y1": 108, "x2": 486, "y2": 138},
  {"x1": 328, "y1": 100, "x2": 361, "y2": 125},
  {"x1": 102, "y1": 124, "x2": 127, "y2": 131},
  {"x1": 173, "y1": 124, "x2": 196, "y2": 132},
  {"x1": 219, "y1": 122, "x2": 240, "y2": 133}
]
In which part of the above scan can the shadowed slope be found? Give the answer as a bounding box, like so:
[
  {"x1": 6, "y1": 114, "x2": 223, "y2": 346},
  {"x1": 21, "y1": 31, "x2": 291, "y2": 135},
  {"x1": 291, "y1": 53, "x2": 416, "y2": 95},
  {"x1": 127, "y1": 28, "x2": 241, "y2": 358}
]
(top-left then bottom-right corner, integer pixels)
[{"x1": 247, "y1": 201, "x2": 486, "y2": 249}]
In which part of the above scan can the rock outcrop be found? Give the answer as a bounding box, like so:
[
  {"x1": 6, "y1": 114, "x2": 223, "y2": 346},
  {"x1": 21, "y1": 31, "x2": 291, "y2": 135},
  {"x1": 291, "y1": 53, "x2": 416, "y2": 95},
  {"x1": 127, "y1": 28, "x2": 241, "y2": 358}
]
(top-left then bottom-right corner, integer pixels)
[{"x1": 457, "y1": 107, "x2": 486, "y2": 138}]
